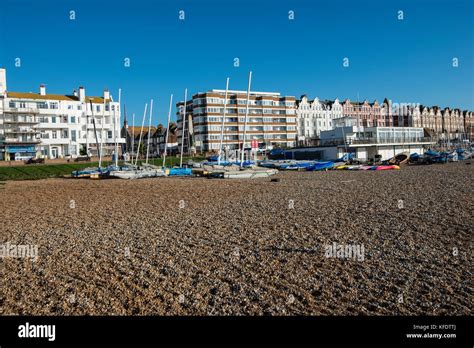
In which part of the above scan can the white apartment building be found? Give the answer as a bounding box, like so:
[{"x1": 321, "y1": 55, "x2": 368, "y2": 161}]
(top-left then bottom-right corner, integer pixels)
[
  {"x1": 177, "y1": 89, "x2": 297, "y2": 153},
  {"x1": 0, "y1": 68, "x2": 124, "y2": 160},
  {"x1": 296, "y1": 96, "x2": 343, "y2": 145},
  {"x1": 318, "y1": 126, "x2": 433, "y2": 161}
]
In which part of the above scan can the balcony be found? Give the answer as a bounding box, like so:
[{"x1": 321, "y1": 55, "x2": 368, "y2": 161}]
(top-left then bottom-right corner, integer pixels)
[
  {"x1": 36, "y1": 122, "x2": 70, "y2": 129},
  {"x1": 320, "y1": 137, "x2": 435, "y2": 146},
  {"x1": 4, "y1": 138, "x2": 41, "y2": 144},
  {"x1": 3, "y1": 117, "x2": 39, "y2": 124},
  {"x1": 86, "y1": 123, "x2": 112, "y2": 130},
  {"x1": 3, "y1": 107, "x2": 39, "y2": 114},
  {"x1": 3, "y1": 128, "x2": 40, "y2": 134},
  {"x1": 42, "y1": 138, "x2": 70, "y2": 145}
]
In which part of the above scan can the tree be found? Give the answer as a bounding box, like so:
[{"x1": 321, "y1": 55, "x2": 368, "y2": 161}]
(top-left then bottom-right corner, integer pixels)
[{"x1": 79, "y1": 145, "x2": 87, "y2": 156}]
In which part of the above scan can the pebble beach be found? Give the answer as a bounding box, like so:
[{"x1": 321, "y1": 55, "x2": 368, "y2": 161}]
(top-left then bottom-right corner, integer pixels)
[{"x1": 1, "y1": 163, "x2": 472, "y2": 315}]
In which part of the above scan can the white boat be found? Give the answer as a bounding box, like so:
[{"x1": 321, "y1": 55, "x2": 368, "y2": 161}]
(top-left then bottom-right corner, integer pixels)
[
  {"x1": 222, "y1": 168, "x2": 278, "y2": 179},
  {"x1": 110, "y1": 166, "x2": 165, "y2": 179}
]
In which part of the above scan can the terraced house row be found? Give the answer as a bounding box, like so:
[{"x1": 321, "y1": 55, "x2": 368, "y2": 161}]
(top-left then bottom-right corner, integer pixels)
[{"x1": 296, "y1": 96, "x2": 473, "y2": 146}]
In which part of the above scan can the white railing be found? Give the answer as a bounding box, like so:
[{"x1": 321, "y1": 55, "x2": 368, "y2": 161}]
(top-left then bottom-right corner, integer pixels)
[
  {"x1": 4, "y1": 107, "x2": 39, "y2": 114},
  {"x1": 4, "y1": 138, "x2": 40, "y2": 143}
]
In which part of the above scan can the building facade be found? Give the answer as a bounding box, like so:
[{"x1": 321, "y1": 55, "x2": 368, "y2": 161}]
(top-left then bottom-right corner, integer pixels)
[
  {"x1": 463, "y1": 110, "x2": 474, "y2": 140},
  {"x1": 295, "y1": 96, "x2": 343, "y2": 145},
  {"x1": 122, "y1": 122, "x2": 180, "y2": 159},
  {"x1": 341, "y1": 99, "x2": 383, "y2": 127},
  {"x1": 0, "y1": 68, "x2": 124, "y2": 160},
  {"x1": 177, "y1": 89, "x2": 297, "y2": 153},
  {"x1": 318, "y1": 126, "x2": 433, "y2": 161},
  {"x1": 153, "y1": 123, "x2": 178, "y2": 156},
  {"x1": 416, "y1": 105, "x2": 470, "y2": 141}
]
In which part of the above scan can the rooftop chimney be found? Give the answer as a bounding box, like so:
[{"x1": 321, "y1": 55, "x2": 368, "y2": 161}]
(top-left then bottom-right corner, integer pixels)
[
  {"x1": 104, "y1": 89, "x2": 110, "y2": 101},
  {"x1": 39, "y1": 84, "x2": 46, "y2": 96},
  {"x1": 78, "y1": 86, "x2": 85, "y2": 102},
  {"x1": 0, "y1": 68, "x2": 6, "y2": 94}
]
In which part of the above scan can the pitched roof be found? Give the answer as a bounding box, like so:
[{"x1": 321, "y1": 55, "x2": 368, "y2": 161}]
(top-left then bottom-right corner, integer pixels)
[
  {"x1": 7, "y1": 91, "x2": 110, "y2": 103},
  {"x1": 126, "y1": 126, "x2": 157, "y2": 138}
]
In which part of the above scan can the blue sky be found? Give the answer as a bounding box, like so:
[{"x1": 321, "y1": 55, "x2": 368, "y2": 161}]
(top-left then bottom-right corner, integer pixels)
[{"x1": 1, "y1": 0, "x2": 473, "y2": 125}]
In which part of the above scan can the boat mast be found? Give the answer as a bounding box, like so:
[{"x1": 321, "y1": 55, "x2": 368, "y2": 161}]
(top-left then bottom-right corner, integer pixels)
[
  {"x1": 98, "y1": 97, "x2": 106, "y2": 168},
  {"x1": 89, "y1": 101, "x2": 101, "y2": 165},
  {"x1": 131, "y1": 113, "x2": 135, "y2": 160},
  {"x1": 135, "y1": 103, "x2": 148, "y2": 166},
  {"x1": 179, "y1": 89, "x2": 187, "y2": 168},
  {"x1": 99, "y1": 98, "x2": 105, "y2": 168},
  {"x1": 145, "y1": 99, "x2": 153, "y2": 165},
  {"x1": 123, "y1": 103, "x2": 127, "y2": 158},
  {"x1": 240, "y1": 71, "x2": 252, "y2": 168},
  {"x1": 218, "y1": 78, "x2": 230, "y2": 165},
  {"x1": 85, "y1": 100, "x2": 89, "y2": 157},
  {"x1": 163, "y1": 94, "x2": 173, "y2": 167},
  {"x1": 115, "y1": 88, "x2": 121, "y2": 167}
]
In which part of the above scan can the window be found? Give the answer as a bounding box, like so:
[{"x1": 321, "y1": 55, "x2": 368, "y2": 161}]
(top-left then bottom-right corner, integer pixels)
[
  {"x1": 52, "y1": 131, "x2": 57, "y2": 139},
  {"x1": 38, "y1": 102, "x2": 48, "y2": 109},
  {"x1": 108, "y1": 131, "x2": 113, "y2": 139},
  {"x1": 77, "y1": 105, "x2": 82, "y2": 110},
  {"x1": 62, "y1": 130, "x2": 68, "y2": 138},
  {"x1": 69, "y1": 145, "x2": 77, "y2": 155},
  {"x1": 96, "y1": 105, "x2": 100, "y2": 112},
  {"x1": 70, "y1": 116, "x2": 76, "y2": 123},
  {"x1": 71, "y1": 130, "x2": 77, "y2": 142},
  {"x1": 9, "y1": 101, "x2": 15, "y2": 108},
  {"x1": 52, "y1": 117, "x2": 57, "y2": 123},
  {"x1": 50, "y1": 102, "x2": 58, "y2": 109},
  {"x1": 206, "y1": 98, "x2": 221, "y2": 104},
  {"x1": 207, "y1": 107, "x2": 222, "y2": 113}
]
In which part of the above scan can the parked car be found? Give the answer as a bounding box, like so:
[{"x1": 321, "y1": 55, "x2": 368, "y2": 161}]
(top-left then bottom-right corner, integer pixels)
[
  {"x1": 25, "y1": 157, "x2": 45, "y2": 164},
  {"x1": 74, "y1": 155, "x2": 91, "y2": 162},
  {"x1": 14, "y1": 153, "x2": 33, "y2": 161}
]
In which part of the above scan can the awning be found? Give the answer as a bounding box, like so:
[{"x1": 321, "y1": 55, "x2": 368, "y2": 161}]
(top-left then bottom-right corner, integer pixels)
[{"x1": 7, "y1": 146, "x2": 36, "y2": 153}]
